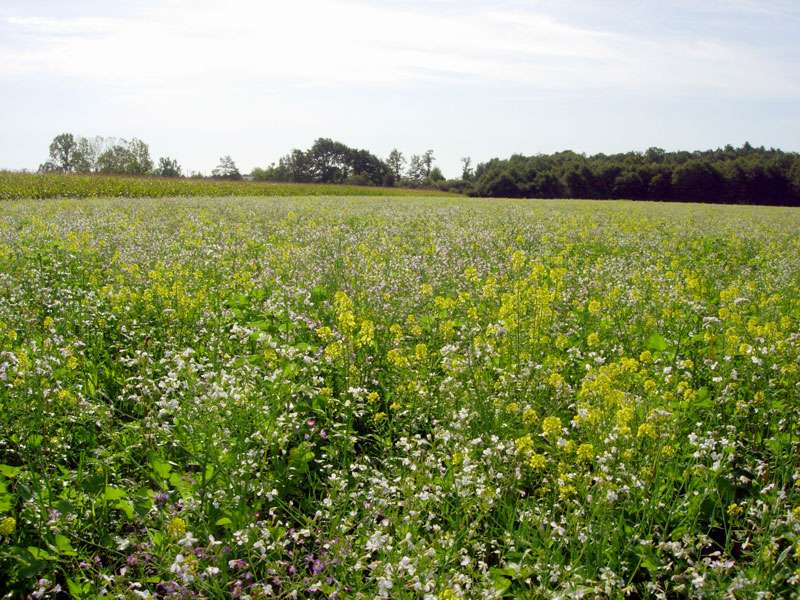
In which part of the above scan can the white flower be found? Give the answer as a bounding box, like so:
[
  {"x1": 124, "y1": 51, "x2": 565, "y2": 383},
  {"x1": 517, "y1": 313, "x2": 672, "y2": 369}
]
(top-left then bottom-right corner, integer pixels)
[
  {"x1": 178, "y1": 531, "x2": 198, "y2": 547},
  {"x1": 366, "y1": 531, "x2": 389, "y2": 553}
]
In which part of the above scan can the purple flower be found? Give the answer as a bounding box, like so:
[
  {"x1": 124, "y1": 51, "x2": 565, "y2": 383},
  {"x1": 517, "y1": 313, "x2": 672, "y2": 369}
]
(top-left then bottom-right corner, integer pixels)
[
  {"x1": 228, "y1": 558, "x2": 248, "y2": 571},
  {"x1": 311, "y1": 559, "x2": 325, "y2": 575}
]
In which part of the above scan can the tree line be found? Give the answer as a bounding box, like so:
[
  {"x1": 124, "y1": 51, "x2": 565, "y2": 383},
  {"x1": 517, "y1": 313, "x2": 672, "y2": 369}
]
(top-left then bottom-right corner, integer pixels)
[
  {"x1": 37, "y1": 134, "x2": 800, "y2": 205},
  {"x1": 39, "y1": 133, "x2": 241, "y2": 180},
  {"x1": 469, "y1": 144, "x2": 800, "y2": 205},
  {"x1": 251, "y1": 139, "x2": 448, "y2": 188}
]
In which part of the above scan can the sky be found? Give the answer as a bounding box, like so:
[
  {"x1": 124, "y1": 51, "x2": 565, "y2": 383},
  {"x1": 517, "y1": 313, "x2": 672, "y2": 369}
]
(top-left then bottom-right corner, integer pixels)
[{"x1": 1, "y1": 0, "x2": 799, "y2": 177}]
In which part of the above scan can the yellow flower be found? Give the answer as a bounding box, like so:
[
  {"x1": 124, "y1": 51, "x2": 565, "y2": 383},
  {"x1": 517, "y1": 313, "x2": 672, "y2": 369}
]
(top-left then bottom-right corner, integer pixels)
[
  {"x1": 338, "y1": 311, "x2": 356, "y2": 335},
  {"x1": 356, "y1": 319, "x2": 374, "y2": 347},
  {"x1": 511, "y1": 250, "x2": 526, "y2": 272},
  {"x1": 414, "y1": 343, "x2": 428, "y2": 361},
  {"x1": 576, "y1": 443, "x2": 595, "y2": 462},
  {"x1": 0, "y1": 516, "x2": 16, "y2": 536},
  {"x1": 639, "y1": 350, "x2": 652, "y2": 363},
  {"x1": 66, "y1": 355, "x2": 79, "y2": 370},
  {"x1": 587, "y1": 332, "x2": 599, "y2": 348},
  {"x1": 727, "y1": 503, "x2": 743, "y2": 517},
  {"x1": 167, "y1": 517, "x2": 187, "y2": 538},
  {"x1": 588, "y1": 299, "x2": 601, "y2": 315},
  {"x1": 515, "y1": 434, "x2": 534, "y2": 455},
  {"x1": 333, "y1": 290, "x2": 353, "y2": 312},
  {"x1": 389, "y1": 323, "x2": 404, "y2": 341},
  {"x1": 528, "y1": 453, "x2": 547, "y2": 470},
  {"x1": 542, "y1": 416, "x2": 562, "y2": 439},
  {"x1": 372, "y1": 412, "x2": 387, "y2": 423},
  {"x1": 324, "y1": 341, "x2": 343, "y2": 361},
  {"x1": 387, "y1": 348, "x2": 409, "y2": 368},
  {"x1": 522, "y1": 408, "x2": 539, "y2": 427},
  {"x1": 559, "y1": 484, "x2": 577, "y2": 499},
  {"x1": 637, "y1": 423, "x2": 657, "y2": 440}
]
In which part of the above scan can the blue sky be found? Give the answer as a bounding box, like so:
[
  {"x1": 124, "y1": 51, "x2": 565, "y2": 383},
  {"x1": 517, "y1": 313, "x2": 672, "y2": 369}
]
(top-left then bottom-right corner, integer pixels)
[{"x1": 1, "y1": 0, "x2": 798, "y2": 177}]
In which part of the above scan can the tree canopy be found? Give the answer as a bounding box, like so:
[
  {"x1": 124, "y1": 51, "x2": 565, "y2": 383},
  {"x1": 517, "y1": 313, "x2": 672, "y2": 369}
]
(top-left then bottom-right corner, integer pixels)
[{"x1": 469, "y1": 145, "x2": 800, "y2": 206}]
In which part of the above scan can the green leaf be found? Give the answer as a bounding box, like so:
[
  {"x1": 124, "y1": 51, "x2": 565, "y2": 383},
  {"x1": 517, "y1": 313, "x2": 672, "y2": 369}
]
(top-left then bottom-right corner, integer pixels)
[
  {"x1": 149, "y1": 457, "x2": 172, "y2": 480},
  {"x1": 646, "y1": 334, "x2": 668, "y2": 352},
  {"x1": 103, "y1": 485, "x2": 127, "y2": 502},
  {"x1": 249, "y1": 320, "x2": 271, "y2": 331},
  {"x1": 0, "y1": 481, "x2": 11, "y2": 512},
  {"x1": 0, "y1": 464, "x2": 22, "y2": 478},
  {"x1": 67, "y1": 578, "x2": 91, "y2": 598},
  {"x1": 27, "y1": 546, "x2": 54, "y2": 561},
  {"x1": 490, "y1": 572, "x2": 512, "y2": 595},
  {"x1": 215, "y1": 517, "x2": 232, "y2": 527},
  {"x1": 115, "y1": 500, "x2": 135, "y2": 519},
  {"x1": 53, "y1": 534, "x2": 77, "y2": 556}
]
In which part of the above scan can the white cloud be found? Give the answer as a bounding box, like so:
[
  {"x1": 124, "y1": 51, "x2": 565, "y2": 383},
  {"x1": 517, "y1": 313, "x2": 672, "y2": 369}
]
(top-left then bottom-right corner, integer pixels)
[{"x1": 2, "y1": 0, "x2": 793, "y2": 97}]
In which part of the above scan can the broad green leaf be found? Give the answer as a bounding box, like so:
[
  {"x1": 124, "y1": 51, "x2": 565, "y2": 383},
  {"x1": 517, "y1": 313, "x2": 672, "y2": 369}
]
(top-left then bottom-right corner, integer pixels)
[
  {"x1": 646, "y1": 334, "x2": 668, "y2": 352},
  {"x1": 103, "y1": 486, "x2": 127, "y2": 502},
  {"x1": 149, "y1": 457, "x2": 172, "y2": 480},
  {"x1": 0, "y1": 464, "x2": 22, "y2": 478},
  {"x1": 27, "y1": 546, "x2": 54, "y2": 561},
  {"x1": 115, "y1": 500, "x2": 135, "y2": 519},
  {"x1": 54, "y1": 534, "x2": 77, "y2": 556}
]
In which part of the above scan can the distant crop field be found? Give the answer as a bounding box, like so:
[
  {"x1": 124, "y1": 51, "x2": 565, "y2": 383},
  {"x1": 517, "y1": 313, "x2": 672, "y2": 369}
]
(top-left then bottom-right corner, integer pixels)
[
  {"x1": 0, "y1": 172, "x2": 458, "y2": 200},
  {"x1": 1, "y1": 196, "x2": 799, "y2": 597}
]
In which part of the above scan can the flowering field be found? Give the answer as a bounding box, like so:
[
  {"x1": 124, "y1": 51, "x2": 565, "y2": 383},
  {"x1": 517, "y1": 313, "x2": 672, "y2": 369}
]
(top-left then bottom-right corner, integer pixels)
[{"x1": 1, "y1": 196, "x2": 799, "y2": 598}]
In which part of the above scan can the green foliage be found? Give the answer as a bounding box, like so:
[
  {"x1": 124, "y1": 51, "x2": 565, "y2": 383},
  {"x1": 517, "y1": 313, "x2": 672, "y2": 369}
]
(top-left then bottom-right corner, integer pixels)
[
  {"x1": 47, "y1": 133, "x2": 78, "y2": 172},
  {"x1": 254, "y1": 138, "x2": 392, "y2": 186},
  {"x1": 211, "y1": 155, "x2": 241, "y2": 180},
  {"x1": 96, "y1": 138, "x2": 153, "y2": 176},
  {"x1": 154, "y1": 156, "x2": 182, "y2": 178},
  {"x1": 469, "y1": 143, "x2": 800, "y2": 205}
]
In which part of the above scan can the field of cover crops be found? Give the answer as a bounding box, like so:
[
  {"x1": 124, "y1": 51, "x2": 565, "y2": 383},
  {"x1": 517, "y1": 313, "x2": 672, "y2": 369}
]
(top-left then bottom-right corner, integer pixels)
[
  {"x1": 1, "y1": 196, "x2": 799, "y2": 598},
  {"x1": 0, "y1": 173, "x2": 456, "y2": 201}
]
